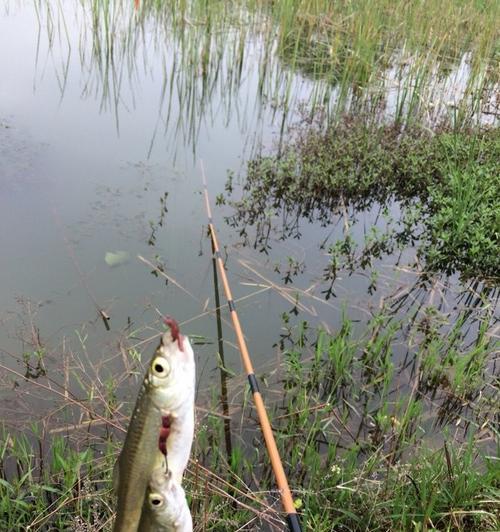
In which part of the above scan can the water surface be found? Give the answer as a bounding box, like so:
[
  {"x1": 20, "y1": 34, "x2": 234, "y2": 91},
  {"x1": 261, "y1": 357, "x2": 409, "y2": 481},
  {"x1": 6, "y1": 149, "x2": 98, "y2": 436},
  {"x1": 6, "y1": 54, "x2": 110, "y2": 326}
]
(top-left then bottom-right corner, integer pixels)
[{"x1": 0, "y1": 1, "x2": 495, "y2": 417}]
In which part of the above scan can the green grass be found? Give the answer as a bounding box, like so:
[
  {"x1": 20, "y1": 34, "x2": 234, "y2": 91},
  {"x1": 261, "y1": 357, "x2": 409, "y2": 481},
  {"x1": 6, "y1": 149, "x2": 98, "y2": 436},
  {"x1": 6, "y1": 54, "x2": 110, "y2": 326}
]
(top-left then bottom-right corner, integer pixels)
[
  {"x1": 422, "y1": 138, "x2": 500, "y2": 279},
  {"x1": 0, "y1": 304, "x2": 498, "y2": 530},
  {"x1": 35, "y1": 0, "x2": 499, "y2": 130},
  {"x1": 0, "y1": 429, "x2": 113, "y2": 530},
  {"x1": 267, "y1": 0, "x2": 498, "y2": 125}
]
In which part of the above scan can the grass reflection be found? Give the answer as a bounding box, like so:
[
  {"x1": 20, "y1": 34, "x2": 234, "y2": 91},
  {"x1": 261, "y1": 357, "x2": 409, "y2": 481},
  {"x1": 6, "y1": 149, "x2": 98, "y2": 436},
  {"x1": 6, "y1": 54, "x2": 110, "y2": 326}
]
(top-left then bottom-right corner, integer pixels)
[{"x1": 31, "y1": 0, "x2": 499, "y2": 154}]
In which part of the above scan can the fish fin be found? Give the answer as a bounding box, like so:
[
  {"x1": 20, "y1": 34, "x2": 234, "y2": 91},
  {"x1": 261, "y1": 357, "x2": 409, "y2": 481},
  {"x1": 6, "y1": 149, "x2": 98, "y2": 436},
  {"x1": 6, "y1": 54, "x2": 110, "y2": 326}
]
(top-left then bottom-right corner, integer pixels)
[{"x1": 112, "y1": 459, "x2": 119, "y2": 494}]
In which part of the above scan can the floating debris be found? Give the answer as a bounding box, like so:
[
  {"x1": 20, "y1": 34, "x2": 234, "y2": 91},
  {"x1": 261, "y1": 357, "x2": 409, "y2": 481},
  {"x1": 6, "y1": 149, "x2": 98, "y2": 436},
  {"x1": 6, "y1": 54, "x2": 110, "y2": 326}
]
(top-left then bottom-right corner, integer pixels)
[{"x1": 105, "y1": 251, "x2": 131, "y2": 268}]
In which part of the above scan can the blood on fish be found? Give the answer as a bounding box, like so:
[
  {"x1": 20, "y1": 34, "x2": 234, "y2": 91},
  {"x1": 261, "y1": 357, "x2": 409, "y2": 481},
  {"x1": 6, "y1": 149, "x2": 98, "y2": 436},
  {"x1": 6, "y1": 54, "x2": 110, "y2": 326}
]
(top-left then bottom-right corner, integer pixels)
[
  {"x1": 159, "y1": 415, "x2": 171, "y2": 457},
  {"x1": 164, "y1": 316, "x2": 184, "y2": 352}
]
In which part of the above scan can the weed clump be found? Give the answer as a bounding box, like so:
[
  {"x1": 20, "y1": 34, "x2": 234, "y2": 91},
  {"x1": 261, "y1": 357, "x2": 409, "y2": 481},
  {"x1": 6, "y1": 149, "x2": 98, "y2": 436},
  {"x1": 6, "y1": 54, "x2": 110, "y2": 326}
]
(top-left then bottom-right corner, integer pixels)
[{"x1": 226, "y1": 121, "x2": 500, "y2": 282}]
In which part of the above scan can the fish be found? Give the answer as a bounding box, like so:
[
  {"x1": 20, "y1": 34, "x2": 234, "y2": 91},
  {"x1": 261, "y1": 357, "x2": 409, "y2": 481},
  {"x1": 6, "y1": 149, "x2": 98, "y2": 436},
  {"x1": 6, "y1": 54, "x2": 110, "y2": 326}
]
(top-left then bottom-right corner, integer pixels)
[
  {"x1": 138, "y1": 468, "x2": 193, "y2": 532},
  {"x1": 113, "y1": 317, "x2": 196, "y2": 532},
  {"x1": 155, "y1": 317, "x2": 196, "y2": 485}
]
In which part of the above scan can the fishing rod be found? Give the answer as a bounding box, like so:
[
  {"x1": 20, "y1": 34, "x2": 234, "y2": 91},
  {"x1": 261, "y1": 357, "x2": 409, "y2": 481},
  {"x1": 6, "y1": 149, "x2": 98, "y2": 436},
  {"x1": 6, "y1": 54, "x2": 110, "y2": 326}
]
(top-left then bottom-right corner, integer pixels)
[{"x1": 201, "y1": 164, "x2": 302, "y2": 532}]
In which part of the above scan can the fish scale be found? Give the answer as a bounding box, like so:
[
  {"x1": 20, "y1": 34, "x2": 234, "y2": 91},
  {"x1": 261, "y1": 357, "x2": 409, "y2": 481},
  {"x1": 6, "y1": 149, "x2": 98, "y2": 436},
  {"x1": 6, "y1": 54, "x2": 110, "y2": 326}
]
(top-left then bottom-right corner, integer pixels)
[{"x1": 113, "y1": 384, "x2": 164, "y2": 531}]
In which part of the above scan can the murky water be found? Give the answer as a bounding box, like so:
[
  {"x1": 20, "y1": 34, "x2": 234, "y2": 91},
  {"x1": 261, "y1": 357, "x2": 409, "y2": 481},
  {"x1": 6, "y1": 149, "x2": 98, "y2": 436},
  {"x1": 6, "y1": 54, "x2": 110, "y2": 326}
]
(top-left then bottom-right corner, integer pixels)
[
  {"x1": 0, "y1": 2, "x2": 346, "y2": 378},
  {"x1": 0, "y1": 1, "x2": 495, "y2": 413}
]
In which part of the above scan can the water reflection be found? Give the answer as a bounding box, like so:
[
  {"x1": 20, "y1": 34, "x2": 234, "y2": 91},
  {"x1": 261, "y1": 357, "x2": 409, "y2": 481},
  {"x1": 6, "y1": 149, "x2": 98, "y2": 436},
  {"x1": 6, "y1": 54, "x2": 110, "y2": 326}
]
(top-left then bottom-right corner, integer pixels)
[{"x1": 31, "y1": 0, "x2": 499, "y2": 159}]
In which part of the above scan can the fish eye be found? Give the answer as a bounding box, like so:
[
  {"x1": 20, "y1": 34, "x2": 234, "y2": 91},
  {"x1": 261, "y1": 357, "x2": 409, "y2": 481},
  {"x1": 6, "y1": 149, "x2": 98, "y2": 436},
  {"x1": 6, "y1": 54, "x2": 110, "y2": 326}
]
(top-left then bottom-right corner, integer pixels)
[
  {"x1": 151, "y1": 357, "x2": 170, "y2": 378},
  {"x1": 149, "y1": 493, "x2": 164, "y2": 507}
]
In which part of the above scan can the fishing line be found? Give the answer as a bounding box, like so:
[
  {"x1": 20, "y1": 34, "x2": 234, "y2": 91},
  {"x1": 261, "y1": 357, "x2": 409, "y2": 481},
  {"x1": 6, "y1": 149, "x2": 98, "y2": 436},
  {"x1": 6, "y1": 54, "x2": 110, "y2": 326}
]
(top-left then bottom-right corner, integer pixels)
[{"x1": 200, "y1": 161, "x2": 302, "y2": 532}]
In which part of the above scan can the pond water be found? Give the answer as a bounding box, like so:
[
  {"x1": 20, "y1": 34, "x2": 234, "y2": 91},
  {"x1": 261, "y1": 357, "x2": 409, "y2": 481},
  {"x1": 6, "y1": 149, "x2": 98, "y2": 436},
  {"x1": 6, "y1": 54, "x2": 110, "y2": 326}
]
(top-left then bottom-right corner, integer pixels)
[{"x1": 0, "y1": 1, "x2": 495, "y2": 418}]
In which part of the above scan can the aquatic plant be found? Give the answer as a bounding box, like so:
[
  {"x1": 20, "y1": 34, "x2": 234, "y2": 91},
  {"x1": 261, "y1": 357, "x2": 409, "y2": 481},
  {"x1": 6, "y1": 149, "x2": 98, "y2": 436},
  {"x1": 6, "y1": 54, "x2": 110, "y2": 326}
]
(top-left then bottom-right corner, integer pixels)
[
  {"x1": 34, "y1": 0, "x2": 499, "y2": 141},
  {"x1": 226, "y1": 119, "x2": 500, "y2": 282}
]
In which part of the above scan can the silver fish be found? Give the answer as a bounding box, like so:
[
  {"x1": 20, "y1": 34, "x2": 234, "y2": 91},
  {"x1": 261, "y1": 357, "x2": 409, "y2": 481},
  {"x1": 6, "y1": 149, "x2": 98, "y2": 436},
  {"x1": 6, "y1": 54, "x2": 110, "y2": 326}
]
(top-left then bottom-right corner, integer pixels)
[
  {"x1": 138, "y1": 468, "x2": 193, "y2": 532},
  {"x1": 113, "y1": 318, "x2": 195, "y2": 531}
]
